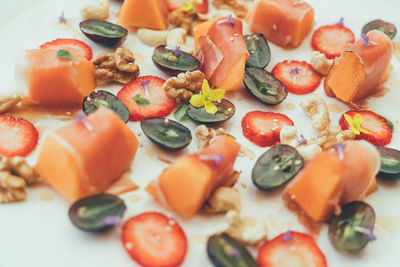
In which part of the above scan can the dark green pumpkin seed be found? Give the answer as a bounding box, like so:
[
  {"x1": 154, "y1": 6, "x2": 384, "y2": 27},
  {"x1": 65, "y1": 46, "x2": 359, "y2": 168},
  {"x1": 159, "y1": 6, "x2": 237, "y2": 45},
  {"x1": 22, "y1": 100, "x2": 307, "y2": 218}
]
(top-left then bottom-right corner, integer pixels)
[
  {"x1": 207, "y1": 233, "x2": 258, "y2": 267},
  {"x1": 329, "y1": 201, "x2": 375, "y2": 254},
  {"x1": 152, "y1": 45, "x2": 200, "y2": 76},
  {"x1": 69, "y1": 194, "x2": 126, "y2": 233},
  {"x1": 244, "y1": 33, "x2": 271, "y2": 68},
  {"x1": 83, "y1": 90, "x2": 130, "y2": 123},
  {"x1": 376, "y1": 146, "x2": 400, "y2": 179},
  {"x1": 252, "y1": 144, "x2": 303, "y2": 190},
  {"x1": 79, "y1": 19, "x2": 128, "y2": 47},
  {"x1": 141, "y1": 117, "x2": 192, "y2": 151},
  {"x1": 244, "y1": 67, "x2": 288, "y2": 105},
  {"x1": 186, "y1": 99, "x2": 235, "y2": 125},
  {"x1": 362, "y1": 19, "x2": 397, "y2": 39}
]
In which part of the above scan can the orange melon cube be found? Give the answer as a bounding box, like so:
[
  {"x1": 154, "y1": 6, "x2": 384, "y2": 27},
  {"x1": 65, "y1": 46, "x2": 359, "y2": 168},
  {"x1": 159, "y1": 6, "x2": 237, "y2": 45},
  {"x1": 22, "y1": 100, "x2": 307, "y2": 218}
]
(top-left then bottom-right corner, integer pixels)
[
  {"x1": 285, "y1": 141, "x2": 380, "y2": 221},
  {"x1": 118, "y1": 0, "x2": 168, "y2": 30},
  {"x1": 35, "y1": 108, "x2": 138, "y2": 202},
  {"x1": 146, "y1": 136, "x2": 240, "y2": 218},
  {"x1": 325, "y1": 30, "x2": 393, "y2": 103},
  {"x1": 247, "y1": 0, "x2": 314, "y2": 48},
  {"x1": 18, "y1": 47, "x2": 95, "y2": 107}
]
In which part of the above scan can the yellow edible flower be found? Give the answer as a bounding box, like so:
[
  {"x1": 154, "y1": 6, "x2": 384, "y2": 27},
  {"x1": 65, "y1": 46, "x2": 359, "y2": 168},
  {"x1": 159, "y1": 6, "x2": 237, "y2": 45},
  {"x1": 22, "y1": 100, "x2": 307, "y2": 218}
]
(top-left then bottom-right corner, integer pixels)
[
  {"x1": 190, "y1": 79, "x2": 225, "y2": 114},
  {"x1": 344, "y1": 113, "x2": 370, "y2": 135},
  {"x1": 177, "y1": 0, "x2": 194, "y2": 13}
]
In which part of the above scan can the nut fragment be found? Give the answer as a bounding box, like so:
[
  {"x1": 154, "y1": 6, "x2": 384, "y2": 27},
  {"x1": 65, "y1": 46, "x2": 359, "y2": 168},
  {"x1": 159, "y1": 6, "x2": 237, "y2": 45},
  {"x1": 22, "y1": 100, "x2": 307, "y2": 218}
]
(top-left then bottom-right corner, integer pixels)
[
  {"x1": 81, "y1": 0, "x2": 109, "y2": 20},
  {"x1": 213, "y1": 0, "x2": 248, "y2": 19},
  {"x1": 93, "y1": 48, "x2": 140, "y2": 85},
  {"x1": 297, "y1": 144, "x2": 322, "y2": 162},
  {"x1": 280, "y1": 125, "x2": 300, "y2": 147},
  {"x1": 300, "y1": 95, "x2": 331, "y2": 132},
  {"x1": 166, "y1": 28, "x2": 193, "y2": 54},
  {"x1": 168, "y1": 11, "x2": 209, "y2": 35},
  {"x1": 137, "y1": 28, "x2": 168, "y2": 47},
  {"x1": 0, "y1": 92, "x2": 20, "y2": 114},
  {"x1": 225, "y1": 210, "x2": 267, "y2": 245},
  {"x1": 310, "y1": 51, "x2": 334, "y2": 75},
  {"x1": 164, "y1": 70, "x2": 205, "y2": 102},
  {"x1": 203, "y1": 187, "x2": 241, "y2": 213},
  {"x1": 0, "y1": 156, "x2": 40, "y2": 203},
  {"x1": 195, "y1": 124, "x2": 227, "y2": 149}
]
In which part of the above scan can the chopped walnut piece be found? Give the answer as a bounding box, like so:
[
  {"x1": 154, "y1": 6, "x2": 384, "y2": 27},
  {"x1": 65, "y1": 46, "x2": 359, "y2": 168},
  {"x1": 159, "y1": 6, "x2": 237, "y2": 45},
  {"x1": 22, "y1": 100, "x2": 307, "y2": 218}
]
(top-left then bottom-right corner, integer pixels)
[
  {"x1": 310, "y1": 51, "x2": 334, "y2": 75},
  {"x1": 81, "y1": 0, "x2": 109, "y2": 20},
  {"x1": 93, "y1": 48, "x2": 140, "y2": 85},
  {"x1": 225, "y1": 210, "x2": 268, "y2": 245},
  {"x1": 0, "y1": 156, "x2": 39, "y2": 203},
  {"x1": 213, "y1": 0, "x2": 248, "y2": 19},
  {"x1": 300, "y1": 95, "x2": 331, "y2": 132},
  {"x1": 309, "y1": 126, "x2": 355, "y2": 151},
  {"x1": 203, "y1": 187, "x2": 241, "y2": 213},
  {"x1": 0, "y1": 93, "x2": 20, "y2": 114},
  {"x1": 164, "y1": 70, "x2": 205, "y2": 102},
  {"x1": 195, "y1": 125, "x2": 227, "y2": 149},
  {"x1": 168, "y1": 11, "x2": 209, "y2": 35}
]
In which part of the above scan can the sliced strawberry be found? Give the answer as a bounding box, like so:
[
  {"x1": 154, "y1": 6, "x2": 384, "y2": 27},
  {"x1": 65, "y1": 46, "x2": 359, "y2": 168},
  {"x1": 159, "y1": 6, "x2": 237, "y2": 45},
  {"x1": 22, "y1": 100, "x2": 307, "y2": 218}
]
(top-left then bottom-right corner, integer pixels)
[
  {"x1": 117, "y1": 76, "x2": 176, "y2": 121},
  {"x1": 164, "y1": 0, "x2": 209, "y2": 14},
  {"x1": 0, "y1": 115, "x2": 39, "y2": 157},
  {"x1": 339, "y1": 110, "x2": 392, "y2": 146},
  {"x1": 257, "y1": 231, "x2": 327, "y2": 267},
  {"x1": 122, "y1": 212, "x2": 188, "y2": 267},
  {"x1": 40, "y1": 39, "x2": 93, "y2": 60},
  {"x1": 312, "y1": 24, "x2": 355, "y2": 59},
  {"x1": 271, "y1": 60, "x2": 321, "y2": 95},
  {"x1": 241, "y1": 111, "x2": 294, "y2": 147}
]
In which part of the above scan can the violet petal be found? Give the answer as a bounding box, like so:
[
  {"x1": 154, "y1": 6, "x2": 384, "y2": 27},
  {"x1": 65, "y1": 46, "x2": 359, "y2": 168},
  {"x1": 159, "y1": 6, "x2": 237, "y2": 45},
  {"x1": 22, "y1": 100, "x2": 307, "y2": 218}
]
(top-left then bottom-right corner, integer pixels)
[
  {"x1": 140, "y1": 80, "x2": 151, "y2": 96},
  {"x1": 338, "y1": 17, "x2": 344, "y2": 27},
  {"x1": 283, "y1": 230, "x2": 294, "y2": 242},
  {"x1": 73, "y1": 113, "x2": 93, "y2": 131},
  {"x1": 198, "y1": 154, "x2": 223, "y2": 167},
  {"x1": 104, "y1": 215, "x2": 122, "y2": 226},
  {"x1": 333, "y1": 143, "x2": 346, "y2": 160},
  {"x1": 354, "y1": 226, "x2": 377, "y2": 242},
  {"x1": 173, "y1": 46, "x2": 183, "y2": 57},
  {"x1": 59, "y1": 11, "x2": 67, "y2": 24},
  {"x1": 217, "y1": 14, "x2": 236, "y2": 28},
  {"x1": 297, "y1": 134, "x2": 308, "y2": 146}
]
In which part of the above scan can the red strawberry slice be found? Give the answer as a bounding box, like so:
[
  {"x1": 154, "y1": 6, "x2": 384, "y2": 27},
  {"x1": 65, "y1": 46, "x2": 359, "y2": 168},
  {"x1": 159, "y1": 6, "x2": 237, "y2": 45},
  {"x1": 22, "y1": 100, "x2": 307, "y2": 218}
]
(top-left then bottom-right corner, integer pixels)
[
  {"x1": 122, "y1": 212, "x2": 188, "y2": 267},
  {"x1": 339, "y1": 110, "x2": 392, "y2": 146},
  {"x1": 311, "y1": 24, "x2": 355, "y2": 59},
  {"x1": 271, "y1": 60, "x2": 321, "y2": 95},
  {"x1": 241, "y1": 111, "x2": 294, "y2": 147},
  {"x1": 40, "y1": 39, "x2": 93, "y2": 60},
  {"x1": 117, "y1": 76, "x2": 176, "y2": 121},
  {"x1": 0, "y1": 115, "x2": 39, "y2": 157},
  {"x1": 165, "y1": 0, "x2": 209, "y2": 14},
  {"x1": 257, "y1": 231, "x2": 327, "y2": 267}
]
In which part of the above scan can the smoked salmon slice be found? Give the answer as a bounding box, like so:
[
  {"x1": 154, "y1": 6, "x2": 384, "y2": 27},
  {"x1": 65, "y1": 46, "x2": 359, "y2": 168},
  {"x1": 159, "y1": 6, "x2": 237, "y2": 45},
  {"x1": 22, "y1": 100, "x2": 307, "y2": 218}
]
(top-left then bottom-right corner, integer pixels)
[
  {"x1": 16, "y1": 46, "x2": 95, "y2": 107},
  {"x1": 247, "y1": 0, "x2": 314, "y2": 48},
  {"x1": 35, "y1": 108, "x2": 138, "y2": 202},
  {"x1": 325, "y1": 30, "x2": 393, "y2": 103},
  {"x1": 146, "y1": 136, "x2": 240, "y2": 218},
  {"x1": 285, "y1": 140, "x2": 380, "y2": 222},
  {"x1": 194, "y1": 17, "x2": 249, "y2": 91}
]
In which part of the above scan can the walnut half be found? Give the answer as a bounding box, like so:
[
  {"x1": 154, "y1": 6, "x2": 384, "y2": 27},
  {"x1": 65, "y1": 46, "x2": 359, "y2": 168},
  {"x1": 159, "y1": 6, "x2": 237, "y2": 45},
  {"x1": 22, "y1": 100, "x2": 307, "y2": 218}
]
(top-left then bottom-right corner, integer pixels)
[
  {"x1": 163, "y1": 70, "x2": 205, "y2": 102},
  {"x1": 93, "y1": 48, "x2": 140, "y2": 85},
  {"x1": 0, "y1": 156, "x2": 40, "y2": 203},
  {"x1": 213, "y1": 0, "x2": 248, "y2": 19}
]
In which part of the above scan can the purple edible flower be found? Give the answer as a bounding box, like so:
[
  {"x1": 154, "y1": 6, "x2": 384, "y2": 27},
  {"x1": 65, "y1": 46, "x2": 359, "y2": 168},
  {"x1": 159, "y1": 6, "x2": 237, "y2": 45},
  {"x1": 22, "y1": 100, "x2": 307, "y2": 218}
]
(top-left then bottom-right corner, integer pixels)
[
  {"x1": 73, "y1": 113, "x2": 93, "y2": 131},
  {"x1": 333, "y1": 143, "x2": 346, "y2": 160},
  {"x1": 59, "y1": 11, "x2": 67, "y2": 24},
  {"x1": 338, "y1": 17, "x2": 344, "y2": 27},
  {"x1": 297, "y1": 134, "x2": 308, "y2": 146},
  {"x1": 229, "y1": 247, "x2": 241, "y2": 259},
  {"x1": 362, "y1": 34, "x2": 377, "y2": 48},
  {"x1": 283, "y1": 230, "x2": 294, "y2": 242},
  {"x1": 199, "y1": 154, "x2": 224, "y2": 167},
  {"x1": 104, "y1": 215, "x2": 122, "y2": 226},
  {"x1": 354, "y1": 226, "x2": 377, "y2": 242},
  {"x1": 218, "y1": 14, "x2": 236, "y2": 28},
  {"x1": 290, "y1": 67, "x2": 301, "y2": 84},
  {"x1": 140, "y1": 80, "x2": 151, "y2": 97},
  {"x1": 173, "y1": 46, "x2": 183, "y2": 58}
]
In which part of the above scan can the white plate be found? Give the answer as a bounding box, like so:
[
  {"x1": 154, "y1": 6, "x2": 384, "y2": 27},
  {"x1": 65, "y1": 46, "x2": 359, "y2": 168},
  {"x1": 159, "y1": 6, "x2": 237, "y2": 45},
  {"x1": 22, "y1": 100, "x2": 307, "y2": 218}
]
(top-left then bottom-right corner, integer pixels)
[{"x1": 0, "y1": 0, "x2": 400, "y2": 266}]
